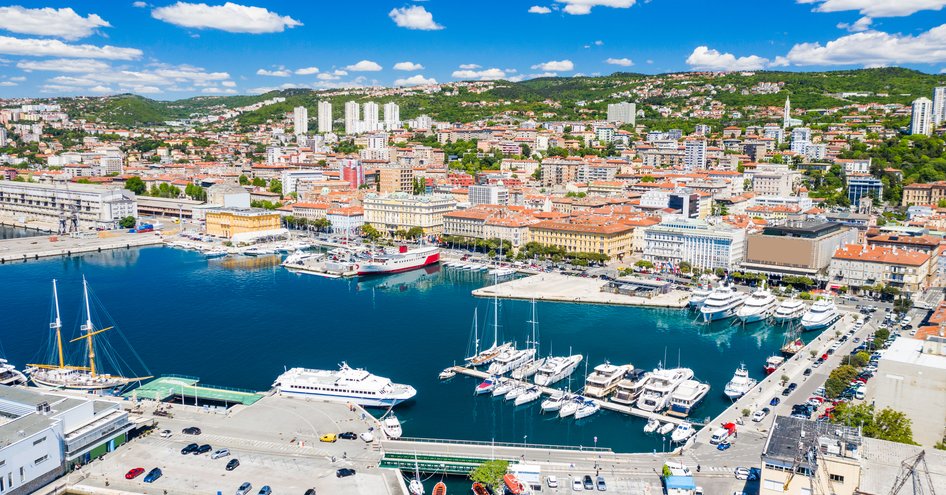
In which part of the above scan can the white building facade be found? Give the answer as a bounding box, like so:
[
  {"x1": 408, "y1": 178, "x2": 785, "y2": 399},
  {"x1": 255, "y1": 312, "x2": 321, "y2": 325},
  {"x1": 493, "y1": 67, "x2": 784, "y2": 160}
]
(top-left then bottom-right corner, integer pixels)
[{"x1": 643, "y1": 216, "x2": 746, "y2": 270}]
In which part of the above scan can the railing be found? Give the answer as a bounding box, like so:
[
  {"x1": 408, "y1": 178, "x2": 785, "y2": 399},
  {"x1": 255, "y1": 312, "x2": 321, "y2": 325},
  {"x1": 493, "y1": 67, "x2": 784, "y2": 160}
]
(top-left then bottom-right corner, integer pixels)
[{"x1": 391, "y1": 436, "x2": 612, "y2": 453}]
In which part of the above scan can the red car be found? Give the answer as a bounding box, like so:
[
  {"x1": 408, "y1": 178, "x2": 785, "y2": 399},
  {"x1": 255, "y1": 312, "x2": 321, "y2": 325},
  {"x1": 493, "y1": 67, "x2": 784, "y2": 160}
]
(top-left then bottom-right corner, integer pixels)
[{"x1": 125, "y1": 467, "x2": 145, "y2": 480}]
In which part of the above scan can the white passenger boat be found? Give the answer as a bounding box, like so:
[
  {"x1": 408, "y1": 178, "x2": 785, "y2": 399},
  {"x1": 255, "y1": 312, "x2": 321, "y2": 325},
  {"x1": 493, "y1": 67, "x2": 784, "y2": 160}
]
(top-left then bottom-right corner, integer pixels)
[
  {"x1": 355, "y1": 245, "x2": 440, "y2": 276},
  {"x1": 637, "y1": 367, "x2": 694, "y2": 412},
  {"x1": 382, "y1": 413, "x2": 403, "y2": 439},
  {"x1": 736, "y1": 284, "x2": 777, "y2": 323},
  {"x1": 723, "y1": 364, "x2": 757, "y2": 400},
  {"x1": 800, "y1": 298, "x2": 840, "y2": 331},
  {"x1": 533, "y1": 354, "x2": 583, "y2": 386},
  {"x1": 668, "y1": 379, "x2": 710, "y2": 417},
  {"x1": 583, "y1": 362, "x2": 630, "y2": 398},
  {"x1": 699, "y1": 285, "x2": 745, "y2": 322},
  {"x1": 688, "y1": 285, "x2": 713, "y2": 309},
  {"x1": 574, "y1": 399, "x2": 600, "y2": 420},
  {"x1": 611, "y1": 369, "x2": 651, "y2": 405},
  {"x1": 670, "y1": 422, "x2": 695, "y2": 443},
  {"x1": 772, "y1": 297, "x2": 807, "y2": 323},
  {"x1": 272, "y1": 363, "x2": 417, "y2": 407}
]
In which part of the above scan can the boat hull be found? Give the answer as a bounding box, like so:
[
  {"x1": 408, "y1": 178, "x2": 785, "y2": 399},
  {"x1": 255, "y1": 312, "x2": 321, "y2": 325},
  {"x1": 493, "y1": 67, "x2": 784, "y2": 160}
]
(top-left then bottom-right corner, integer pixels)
[
  {"x1": 701, "y1": 306, "x2": 739, "y2": 322},
  {"x1": 356, "y1": 252, "x2": 440, "y2": 276},
  {"x1": 801, "y1": 314, "x2": 840, "y2": 331},
  {"x1": 277, "y1": 388, "x2": 414, "y2": 407}
]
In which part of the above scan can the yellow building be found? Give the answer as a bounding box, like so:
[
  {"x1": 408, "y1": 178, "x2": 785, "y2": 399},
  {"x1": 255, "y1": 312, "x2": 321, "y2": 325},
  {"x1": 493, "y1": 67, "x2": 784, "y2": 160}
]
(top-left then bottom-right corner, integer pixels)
[
  {"x1": 205, "y1": 207, "x2": 285, "y2": 243},
  {"x1": 529, "y1": 220, "x2": 634, "y2": 259}
]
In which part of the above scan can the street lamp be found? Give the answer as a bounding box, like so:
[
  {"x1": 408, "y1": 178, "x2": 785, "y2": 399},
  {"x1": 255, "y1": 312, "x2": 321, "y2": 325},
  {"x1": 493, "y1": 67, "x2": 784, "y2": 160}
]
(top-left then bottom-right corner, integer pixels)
[{"x1": 523, "y1": 435, "x2": 527, "y2": 446}]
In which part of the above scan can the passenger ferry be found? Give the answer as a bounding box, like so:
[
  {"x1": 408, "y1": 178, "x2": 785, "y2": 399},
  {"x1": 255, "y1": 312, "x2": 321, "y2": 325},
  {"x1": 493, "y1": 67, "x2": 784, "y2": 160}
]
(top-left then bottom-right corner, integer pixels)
[
  {"x1": 355, "y1": 246, "x2": 440, "y2": 276},
  {"x1": 272, "y1": 363, "x2": 417, "y2": 407},
  {"x1": 801, "y1": 298, "x2": 841, "y2": 331},
  {"x1": 699, "y1": 285, "x2": 745, "y2": 322},
  {"x1": 723, "y1": 364, "x2": 757, "y2": 400},
  {"x1": 582, "y1": 362, "x2": 630, "y2": 398}
]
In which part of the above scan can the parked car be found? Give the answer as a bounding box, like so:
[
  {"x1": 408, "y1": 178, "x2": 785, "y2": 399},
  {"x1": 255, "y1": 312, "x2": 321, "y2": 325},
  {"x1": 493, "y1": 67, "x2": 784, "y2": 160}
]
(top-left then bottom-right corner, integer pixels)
[
  {"x1": 336, "y1": 468, "x2": 356, "y2": 478},
  {"x1": 182, "y1": 427, "x2": 201, "y2": 435},
  {"x1": 143, "y1": 468, "x2": 162, "y2": 483},
  {"x1": 320, "y1": 433, "x2": 338, "y2": 443},
  {"x1": 572, "y1": 477, "x2": 583, "y2": 491},
  {"x1": 596, "y1": 476, "x2": 607, "y2": 491},
  {"x1": 339, "y1": 432, "x2": 357, "y2": 440},
  {"x1": 159, "y1": 429, "x2": 172, "y2": 438},
  {"x1": 195, "y1": 444, "x2": 212, "y2": 455},
  {"x1": 751, "y1": 409, "x2": 769, "y2": 422},
  {"x1": 258, "y1": 486, "x2": 272, "y2": 495},
  {"x1": 181, "y1": 443, "x2": 199, "y2": 455},
  {"x1": 734, "y1": 467, "x2": 750, "y2": 480},
  {"x1": 770, "y1": 397, "x2": 781, "y2": 406},
  {"x1": 211, "y1": 448, "x2": 230, "y2": 459},
  {"x1": 125, "y1": 467, "x2": 145, "y2": 479},
  {"x1": 546, "y1": 476, "x2": 558, "y2": 488},
  {"x1": 226, "y1": 459, "x2": 240, "y2": 471},
  {"x1": 583, "y1": 474, "x2": 594, "y2": 490},
  {"x1": 304, "y1": 489, "x2": 316, "y2": 495},
  {"x1": 236, "y1": 482, "x2": 253, "y2": 495}
]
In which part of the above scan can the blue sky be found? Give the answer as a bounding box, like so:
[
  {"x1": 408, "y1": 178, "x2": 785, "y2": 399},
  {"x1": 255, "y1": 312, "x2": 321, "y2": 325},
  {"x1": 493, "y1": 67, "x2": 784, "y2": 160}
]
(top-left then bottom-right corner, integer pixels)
[{"x1": 0, "y1": 0, "x2": 945, "y2": 99}]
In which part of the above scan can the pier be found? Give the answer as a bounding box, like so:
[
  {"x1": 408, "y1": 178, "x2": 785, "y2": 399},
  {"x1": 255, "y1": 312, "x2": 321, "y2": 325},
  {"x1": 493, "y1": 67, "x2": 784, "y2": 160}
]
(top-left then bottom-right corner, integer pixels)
[
  {"x1": 472, "y1": 272, "x2": 690, "y2": 308},
  {"x1": 450, "y1": 365, "x2": 698, "y2": 426},
  {"x1": 0, "y1": 230, "x2": 163, "y2": 263}
]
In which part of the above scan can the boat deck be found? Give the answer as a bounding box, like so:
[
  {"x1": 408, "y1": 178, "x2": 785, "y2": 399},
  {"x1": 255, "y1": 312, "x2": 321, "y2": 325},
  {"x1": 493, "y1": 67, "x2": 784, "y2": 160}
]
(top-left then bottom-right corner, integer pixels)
[{"x1": 123, "y1": 375, "x2": 266, "y2": 406}]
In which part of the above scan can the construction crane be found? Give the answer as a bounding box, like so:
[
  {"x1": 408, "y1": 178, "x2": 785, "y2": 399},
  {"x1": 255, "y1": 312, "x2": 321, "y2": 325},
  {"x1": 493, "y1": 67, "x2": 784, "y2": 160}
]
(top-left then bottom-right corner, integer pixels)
[{"x1": 889, "y1": 450, "x2": 936, "y2": 495}]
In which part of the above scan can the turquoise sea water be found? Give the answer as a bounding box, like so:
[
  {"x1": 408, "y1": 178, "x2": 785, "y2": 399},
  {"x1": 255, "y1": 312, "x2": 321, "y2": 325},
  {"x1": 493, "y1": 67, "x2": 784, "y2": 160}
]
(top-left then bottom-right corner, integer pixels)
[{"x1": 0, "y1": 243, "x2": 815, "y2": 455}]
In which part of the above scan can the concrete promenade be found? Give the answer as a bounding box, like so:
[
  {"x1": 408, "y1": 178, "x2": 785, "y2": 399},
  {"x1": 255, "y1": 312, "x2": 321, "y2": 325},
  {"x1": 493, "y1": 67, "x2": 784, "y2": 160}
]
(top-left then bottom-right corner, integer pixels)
[
  {"x1": 472, "y1": 272, "x2": 690, "y2": 308},
  {"x1": 0, "y1": 231, "x2": 163, "y2": 263}
]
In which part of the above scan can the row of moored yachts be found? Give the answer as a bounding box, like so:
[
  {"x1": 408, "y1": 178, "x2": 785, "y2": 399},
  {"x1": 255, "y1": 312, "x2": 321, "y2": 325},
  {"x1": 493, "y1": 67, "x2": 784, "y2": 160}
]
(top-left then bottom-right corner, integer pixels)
[
  {"x1": 442, "y1": 260, "x2": 517, "y2": 277},
  {"x1": 691, "y1": 283, "x2": 841, "y2": 331}
]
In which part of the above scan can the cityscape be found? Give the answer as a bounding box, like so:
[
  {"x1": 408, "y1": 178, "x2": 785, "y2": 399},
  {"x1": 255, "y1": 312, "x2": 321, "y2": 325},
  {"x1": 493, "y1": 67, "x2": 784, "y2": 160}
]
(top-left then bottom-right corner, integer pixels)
[{"x1": 1, "y1": 1, "x2": 946, "y2": 495}]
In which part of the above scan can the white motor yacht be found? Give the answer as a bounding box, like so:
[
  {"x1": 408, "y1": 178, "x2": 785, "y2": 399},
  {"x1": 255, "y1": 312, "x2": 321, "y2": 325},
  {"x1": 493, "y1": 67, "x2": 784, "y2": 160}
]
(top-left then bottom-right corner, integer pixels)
[
  {"x1": 533, "y1": 354, "x2": 583, "y2": 387},
  {"x1": 611, "y1": 369, "x2": 651, "y2": 405},
  {"x1": 486, "y1": 347, "x2": 536, "y2": 376},
  {"x1": 668, "y1": 379, "x2": 710, "y2": 416},
  {"x1": 801, "y1": 298, "x2": 840, "y2": 331},
  {"x1": 583, "y1": 362, "x2": 630, "y2": 398},
  {"x1": 688, "y1": 285, "x2": 713, "y2": 309},
  {"x1": 736, "y1": 284, "x2": 777, "y2": 323},
  {"x1": 643, "y1": 418, "x2": 660, "y2": 433},
  {"x1": 723, "y1": 364, "x2": 757, "y2": 400},
  {"x1": 637, "y1": 367, "x2": 694, "y2": 412},
  {"x1": 700, "y1": 285, "x2": 746, "y2": 322},
  {"x1": 773, "y1": 297, "x2": 807, "y2": 323},
  {"x1": 540, "y1": 392, "x2": 568, "y2": 413},
  {"x1": 670, "y1": 422, "x2": 695, "y2": 443}
]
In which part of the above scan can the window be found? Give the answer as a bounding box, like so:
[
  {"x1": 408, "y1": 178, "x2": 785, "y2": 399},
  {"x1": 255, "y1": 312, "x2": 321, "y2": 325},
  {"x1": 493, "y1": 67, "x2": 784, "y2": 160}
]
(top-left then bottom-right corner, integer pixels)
[
  {"x1": 32, "y1": 437, "x2": 45, "y2": 446},
  {"x1": 829, "y1": 474, "x2": 844, "y2": 483},
  {"x1": 34, "y1": 455, "x2": 47, "y2": 465}
]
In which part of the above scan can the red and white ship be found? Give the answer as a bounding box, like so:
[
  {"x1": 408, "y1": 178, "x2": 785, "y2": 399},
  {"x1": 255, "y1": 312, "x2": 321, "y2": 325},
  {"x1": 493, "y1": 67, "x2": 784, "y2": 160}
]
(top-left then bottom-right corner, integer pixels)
[{"x1": 356, "y1": 245, "x2": 440, "y2": 276}]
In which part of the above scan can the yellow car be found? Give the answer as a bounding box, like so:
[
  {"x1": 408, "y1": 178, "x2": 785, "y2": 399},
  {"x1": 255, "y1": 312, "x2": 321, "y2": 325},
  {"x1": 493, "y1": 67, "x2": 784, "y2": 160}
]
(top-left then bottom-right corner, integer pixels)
[{"x1": 320, "y1": 433, "x2": 338, "y2": 443}]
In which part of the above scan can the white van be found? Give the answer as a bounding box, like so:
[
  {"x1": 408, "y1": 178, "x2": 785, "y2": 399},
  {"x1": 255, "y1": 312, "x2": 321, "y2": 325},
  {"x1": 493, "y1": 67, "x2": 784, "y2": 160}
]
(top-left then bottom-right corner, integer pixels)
[
  {"x1": 710, "y1": 427, "x2": 731, "y2": 445},
  {"x1": 664, "y1": 461, "x2": 692, "y2": 477}
]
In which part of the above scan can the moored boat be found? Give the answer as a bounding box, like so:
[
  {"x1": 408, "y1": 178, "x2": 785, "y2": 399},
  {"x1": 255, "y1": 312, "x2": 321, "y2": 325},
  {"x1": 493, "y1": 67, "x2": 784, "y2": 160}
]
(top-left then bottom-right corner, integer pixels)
[
  {"x1": 475, "y1": 377, "x2": 497, "y2": 395},
  {"x1": 773, "y1": 297, "x2": 807, "y2": 323},
  {"x1": 583, "y1": 362, "x2": 630, "y2": 398},
  {"x1": 382, "y1": 413, "x2": 403, "y2": 439},
  {"x1": 273, "y1": 363, "x2": 416, "y2": 407},
  {"x1": 540, "y1": 392, "x2": 567, "y2": 413},
  {"x1": 670, "y1": 422, "x2": 695, "y2": 443},
  {"x1": 658, "y1": 422, "x2": 675, "y2": 435},
  {"x1": 356, "y1": 245, "x2": 440, "y2": 276},
  {"x1": 764, "y1": 355, "x2": 785, "y2": 375},
  {"x1": 700, "y1": 284, "x2": 745, "y2": 322},
  {"x1": 574, "y1": 399, "x2": 600, "y2": 420},
  {"x1": 723, "y1": 364, "x2": 757, "y2": 400},
  {"x1": 432, "y1": 481, "x2": 446, "y2": 495},
  {"x1": 504, "y1": 474, "x2": 526, "y2": 495},
  {"x1": 533, "y1": 354, "x2": 582, "y2": 387},
  {"x1": 514, "y1": 387, "x2": 542, "y2": 406},
  {"x1": 801, "y1": 298, "x2": 840, "y2": 331},
  {"x1": 643, "y1": 418, "x2": 660, "y2": 433},
  {"x1": 471, "y1": 482, "x2": 490, "y2": 495},
  {"x1": 668, "y1": 379, "x2": 710, "y2": 417},
  {"x1": 736, "y1": 283, "x2": 777, "y2": 323}
]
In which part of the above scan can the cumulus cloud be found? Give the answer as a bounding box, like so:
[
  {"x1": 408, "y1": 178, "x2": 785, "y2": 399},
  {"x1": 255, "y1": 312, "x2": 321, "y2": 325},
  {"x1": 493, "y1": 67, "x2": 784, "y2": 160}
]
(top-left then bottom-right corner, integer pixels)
[
  {"x1": 317, "y1": 70, "x2": 348, "y2": 81},
  {"x1": 294, "y1": 66, "x2": 319, "y2": 75},
  {"x1": 394, "y1": 74, "x2": 437, "y2": 86},
  {"x1": 37, "y1": 62, "x2": 231, "y2": 96},
  {"x1": 784, "y1": 24, "x2": 946, "y2": 66},
  {"x1": 389, "y1": 5, "x2": 444, "y2": 30},
  {"x1": 452, "y1": 67, "x2": 507, "y2": 80},
  {"x1": 531, "y1": 59, "x2": 574, "y2": 71},
  {"x1": 393, "y1": 61, "x2": 424, "y2": 71},
  {"x1": 345, "y1": 60, "x2": 382, "y2": 71},
  {"x1": 458, "y1": 63, "x2": 481, "y2": 69},
  {"x1": 256, "y1": 67, "x2": 291, "y2": 77},
  {"x1": 0, "y1": 36, "x2": 142, "y2": 60},
  {"x1": 837, "y1": 16, "x2": 873, "y2": 32},
  {"x1": 151, "y1": 2, "x2": 302, "y2": 33},
  {"x1": 555, "y1": 0, "x2": 636, "y2": 15},
  {"x1": 685, "y1": 46, "x2": 769, "y2": 71},
  {"x1": 202, "y1": 86, "x2": 237, "y2": 94},
  {"x1": 0, "y1": 6, "x2": 111, "y2": 40},
  {"x1": 605, "y1": 57, "x2": 633, "y2": 66},
  {"x1": 17, "y1": 58, "x2": 111, "y2": 73},
  {"x1": 797, "y1": 0, "x2": 946, "y2": 17},
  {"x1": 528, "y1": 5, "x2": 552, "y2": 13},
  {"x1": 133, "y1": 2, "x2": 148, "y2": 7}
]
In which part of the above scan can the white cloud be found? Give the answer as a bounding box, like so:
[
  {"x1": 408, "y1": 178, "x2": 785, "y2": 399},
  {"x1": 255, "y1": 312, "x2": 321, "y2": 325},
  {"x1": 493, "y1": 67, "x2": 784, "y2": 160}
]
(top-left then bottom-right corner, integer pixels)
[
  {"x1": 295, "y1": 66, "x2": 319, "y2": 75},
  {"x1": 89, "y1": 85, "x2": 114, "y2": 93},
  {"x1": 531, "y1": 59, "x2": 574, "y2": 71},
  {"x1": 0, "y1": 81, "x2": 16, "y2": 87},
  {"x1": 594, "y1": 40, "x2": 604, "y2": 46},
  {"x1": 685, "y1": 46, "x2": 770, "y2": 71},
  {"x1": 459, "y1": 63, "x2": 481, "y2": 69},
  {"x1": 37, "y1": 63, "x2": 231, "y2": 96},
  {"x1": 528, "y1": 5, "x2": 552, "y2": 13},
  {"x1": 133, "y1": 2, "x2": 148, "y2": 8},
  {"x1": 152, "y1": 2, "x2": 302, "y2": 33},
  {"x1": 797, "y1": 0, "x2": 946, "y2": 17},
  {"x1": 605, "y1": 57, "x2": 634, "y2": 67},
  {"x1": 0, "y1": 7, "x2": 111, "y2": 40},
  {"x1": 452, "y1": 68, "x2": 507, "y2": 80},
  {"x1": 345, "y1": 60, "x2": 382, "y2": 71},
  {"x1": 388, "y1": 5, "x2": 444, "y2": 30},
  {"x1": 837, "y1": 16, "x2": 873, "y2": 32},
  {"x1": 555, "y1": 0, "x2": 636, "y2": 15},
  {"x1": 784, "y1": 24, "x2": 946, "y2": 66},
  {"x1": 202, "y1": 86, "x2": 237, "y2": 94},
  {"x1": 0, "y1": 36, "x2": 142, "y2": 60},
  {"x1": 9, "y1": 76, "x2": 25, "y2": 81},
  {"x1": 317, "y1": 70, "x2": 348, "y2": 81},
  {"x1": 394, "y1": 74, "x2": 437, "y2": 86},
  {"x1": 393, "y1": 61, "x2": 424, "y2": 71},
  {"x1": 222, "y1": 80, "x2": 237, "y2": 87},
  {"x1": 256, "y1": 68, "x2": 291, "y2": 77},
  {"x1": 17, "y1": 58, "x2": 111, "y2": 73}
]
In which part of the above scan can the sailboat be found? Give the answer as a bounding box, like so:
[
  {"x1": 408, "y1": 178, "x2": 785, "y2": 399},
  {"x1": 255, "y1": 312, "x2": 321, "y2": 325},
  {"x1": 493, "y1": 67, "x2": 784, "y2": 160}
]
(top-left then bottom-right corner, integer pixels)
[
  {"x1": 27, "y1": 278, "x2": 151, "y2": 391},
  {"x1": 465, "y1": 301, "x2": 512, "y2": 367},
  {"x1": 407, "y1": 452, "x2": 424, "y2": 495},
  {"x1": 511, "y1": 299, "x2": 545, "y2": 380}
]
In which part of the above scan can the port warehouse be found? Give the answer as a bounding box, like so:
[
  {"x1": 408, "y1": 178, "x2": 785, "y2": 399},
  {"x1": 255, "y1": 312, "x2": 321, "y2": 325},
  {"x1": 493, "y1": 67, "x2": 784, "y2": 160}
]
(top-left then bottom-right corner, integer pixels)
[
  {"x1": 0, "y1": 180, "x2": 136, "y2": 231},
  {"x1": 122, "y1": 375, "x2": 266, "y2": 408},
  {"x1": 0, "y1": 386, "x2": 142, "y2": 495}
]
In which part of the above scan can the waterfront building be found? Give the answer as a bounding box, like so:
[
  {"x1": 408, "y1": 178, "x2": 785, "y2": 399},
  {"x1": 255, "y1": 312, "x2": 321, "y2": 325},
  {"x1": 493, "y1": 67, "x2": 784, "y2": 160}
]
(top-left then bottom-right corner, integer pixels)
[
  {"x1": 828, "y1": 243, "x2": 934, "y2": 295},
  {"x1": 344, "y1": 101, "x2": 360, "y2": 135},
  {"x1": 363, "y1": 192, "x2": 457, "y2": 236},
  {"x1": 292, "y1": 106, "x2": 308, "y2": 135},
  {"x1": 443, "y1": 206, "x2": 494, "y2": 240},
  {"x1": 326, "y1": 206, "x2": 364, "y2": 238},
  {"x1": 529, "y1": 219, "x2": 634, "y2": 259},
  {"x1": 911, "y1": 97, "x2": 933, "y2": 136},
  {"x1": 642, "y1": 216, "x2": 745, "y2": 270},
  {"x1": 760, "y1": 416, "x2": 862, "y2": 495},
  {"x1": 742, "y1": 221, "x2": 857, "y2": 277},
  {"x1": 846, "y1": 174, "x2": 883, "y2": 204},
  {"x1": 483, "y1": 210, "x2": 538, "y2": 249},
  {"x1": 0, "y1": 180, "x2": 136, "y2": 231},
  {"x1": 317, "y1": 101, "x2": 332, "y2": 133},
  {"x1": 204, "y1": 207, "x2": 285, "y2": 243},
  {"x1": 606, "y1": 102, "x2": 635, "y2": 125},
  {"x1": 0, "y1": 385, "x2": 134, "y2": 494},
  {"x1": 468, "y1": 184, "x2": 508, "y2": 206}
]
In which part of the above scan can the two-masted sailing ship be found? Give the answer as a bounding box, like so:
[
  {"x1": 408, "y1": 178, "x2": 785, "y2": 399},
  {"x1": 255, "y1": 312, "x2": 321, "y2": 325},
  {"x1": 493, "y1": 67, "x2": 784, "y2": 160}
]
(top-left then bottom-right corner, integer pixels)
[{"x1": 26, "y1": 278, "x2": 150, "y2": 391}]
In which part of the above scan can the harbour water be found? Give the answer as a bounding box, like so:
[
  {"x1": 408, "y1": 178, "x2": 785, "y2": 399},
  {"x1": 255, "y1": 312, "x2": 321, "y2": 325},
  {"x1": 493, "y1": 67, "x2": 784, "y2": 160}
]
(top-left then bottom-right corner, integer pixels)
[{"x1": 0, "y1": 244, "x2": 818, "y2": 453}]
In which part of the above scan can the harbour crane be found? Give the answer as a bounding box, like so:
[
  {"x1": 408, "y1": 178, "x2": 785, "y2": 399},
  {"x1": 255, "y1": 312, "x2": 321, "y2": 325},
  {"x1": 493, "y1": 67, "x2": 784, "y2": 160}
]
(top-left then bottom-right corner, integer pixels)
[{"x1": 888, "y1": 450, "x2": 936, "y2": 495}]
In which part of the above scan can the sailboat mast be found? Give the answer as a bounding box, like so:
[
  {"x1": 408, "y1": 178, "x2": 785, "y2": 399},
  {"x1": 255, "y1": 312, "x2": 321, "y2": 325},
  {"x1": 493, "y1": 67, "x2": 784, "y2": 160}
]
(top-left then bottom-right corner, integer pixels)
[
  {"x1": 82, "y1": 277, "x2": 97, "y2": 378},
  {"x1": 492, "y1": 275, "x2": 499, "y2": 348},
  {"x1": 529, "y1": 298, "x2": 537, "y2": 352},
  {"x1": 52, "y1": 279, "x2": 64, "y2": 369}
]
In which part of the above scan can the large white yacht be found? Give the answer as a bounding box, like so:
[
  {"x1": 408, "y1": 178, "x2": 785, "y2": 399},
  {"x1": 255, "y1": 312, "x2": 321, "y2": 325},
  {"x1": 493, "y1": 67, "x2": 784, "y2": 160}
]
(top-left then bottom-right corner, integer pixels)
[
  {"x1": 801, "y1": 298, "x2": 841, "y2": 331},
  {"x1": 736, "y1": 284, "x2": 777, "y2": 324},
  {"x1": 486, "y1": 347, "x2": 537, "y2": 376},
  {"x1": 723, "y1": 364, "x2": 757, "y2": 400},
  {"x1": 533, "y1": 354, "x2": 583, "y2": 387},
  {"x1": 700, "y1": 285, "x2": 746, "y2": 322},
  {"x1": 610, "y1": 369, "x2": 651, "y2": 405},
  {"x1": 273, "y1": 363, "x2": 417, "y2": 407},
  {"x1": 773, "y1": 297, "x2": 807, "y2": 323},
  {"x1": 582, "y1": 362, "x2": 630, "y2": 398},
  {"x1": 636, "y1": 367, "x2": 694, "y2": 412},
  {"x1": 668, "y1": 379, "x2": 710, "y2": 416},
  {"x1": 688, "y1": 285, "x2": 713, "y2": 309}
]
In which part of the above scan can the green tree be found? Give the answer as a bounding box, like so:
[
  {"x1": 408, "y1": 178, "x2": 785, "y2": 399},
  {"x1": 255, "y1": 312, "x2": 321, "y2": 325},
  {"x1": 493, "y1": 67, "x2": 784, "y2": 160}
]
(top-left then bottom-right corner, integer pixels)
[
  {"x1": 412, "y1": 177, "x2": 426, "y2": 195},
  {"x1": 634, "y1": 260, "x2": 654, "y2": 270},
  {"x1": 825, "y1": 364, "x2": 859, "y2": 398},
  {"x1": 406, "y1": 226, "x2": 425, "y2": 239},
  {"x1": 469, "y1": 460, "x2": 509, "y2": 492},
  {"x1": 239, "y1": 174, "x2": 250, "y2": 186},
  {"x1": 118, "y1": 216, "x2": 136, "y2": 229},
  {"x1": 867, "y1": 408, "x2": 917, "y2": 445},
  {"x1": 268, "y1": 179, "x2": 282, "y2": 195},
  {"x1": 124, "y1": 176, "x2": 146, "y2": 195},
  {"x1": 831, "y1": 402, "x2": 874, "y2": 429},
  {"x1": 361, "y1": 224, "x2": 382, "y2": 242},
  {"x1": 251, "y1": 177, "x2": 266, "y2": 187}
]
